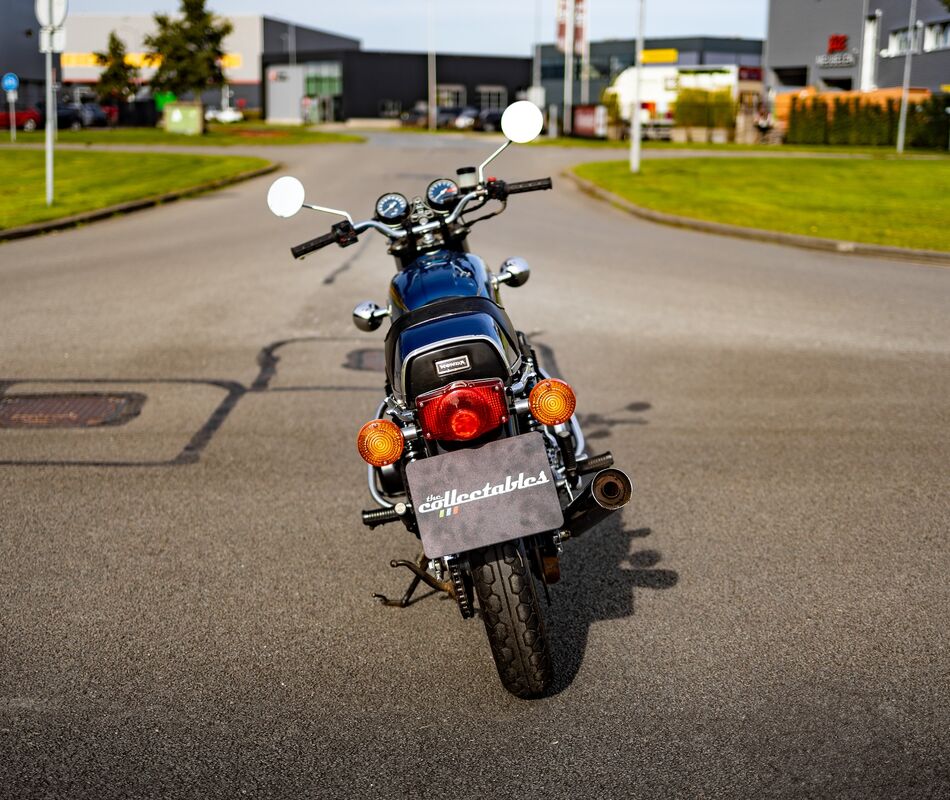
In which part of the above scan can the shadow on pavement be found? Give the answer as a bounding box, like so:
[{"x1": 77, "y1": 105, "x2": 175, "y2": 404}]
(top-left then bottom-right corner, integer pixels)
[{"x1": 546, "y1": 519, "x2": 679, "y2": 695}]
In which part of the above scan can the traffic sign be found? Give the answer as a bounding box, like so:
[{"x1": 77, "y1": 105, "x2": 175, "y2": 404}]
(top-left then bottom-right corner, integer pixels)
[
  {"x1": 39, "y1": 27, "x2": 66, "y2": 54},
  {"x1": 35, "y1": 0, "x2": 68, "y2": 28},
  {"x1": 1, "y1": 73, "x2": 19, "y2": 92}
]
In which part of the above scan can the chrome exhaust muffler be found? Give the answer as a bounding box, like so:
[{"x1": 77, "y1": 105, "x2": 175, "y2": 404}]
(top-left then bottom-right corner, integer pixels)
[{"x1": 562, "y1": 468, "x2": 633, "y2": 539}]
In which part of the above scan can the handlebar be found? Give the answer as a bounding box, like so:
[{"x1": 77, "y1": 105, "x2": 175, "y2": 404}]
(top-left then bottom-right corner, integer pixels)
[
  {"x1": 291, "y1": 231, "x2": 338, "y2": 260},
  {"x1": 505, "y1": 177, "x2": 553, "y2": 195},
  {"x1": 291, "y1": 176, "x2": 553, "y2": 259}
]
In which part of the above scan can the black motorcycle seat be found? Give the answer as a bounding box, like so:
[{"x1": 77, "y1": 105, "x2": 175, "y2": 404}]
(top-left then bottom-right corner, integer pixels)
[{"x1": 384, "y1": 296, "x2": 523, "y2": 393}]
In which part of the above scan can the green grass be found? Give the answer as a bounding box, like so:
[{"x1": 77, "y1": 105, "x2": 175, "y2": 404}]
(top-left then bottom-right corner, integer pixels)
[
  {"x1": 535, "y1": 137, "x2": 949, "y2": 157},
  {"x1": 573, "y1": 158, "x2": 950, "y2": 252},
  {"x1": 1, "y1": 150, "x2": 270, "y2": 230},
  {"x1": 11, "y1": 121, "x2": 363, "y2": 147}
]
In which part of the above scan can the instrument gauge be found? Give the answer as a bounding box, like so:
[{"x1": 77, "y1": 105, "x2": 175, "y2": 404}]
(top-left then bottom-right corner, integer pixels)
[
  {"x1": 375, "y1": 192, "x2": 410, "y2": 223},
  {"x1": 426, "y1": 178, "x2": 460, "y2": 211}
]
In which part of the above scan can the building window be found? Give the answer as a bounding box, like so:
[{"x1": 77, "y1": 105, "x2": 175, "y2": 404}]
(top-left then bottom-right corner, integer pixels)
[
  {"x1": 885, "y1": 27, "x2": 921, "y2": 57},
  {"x1": 304, "y1": 62, "x2": 342, "y2": 96},
  {"x1": 476, "y1": 85, "x2": 507, "y2": 110},
  {"x1": 378, "y1": 99, "x2": 402, "y2": 118},
  {"x1": 437, "y1": 84, "x2": 466, "y2": 107},
  {"x1": 923, "y1": 21, "x2": 950, "y2": 52},
  {"x1": 773, "y1": 66, "x2": 808, "y2": 87}
]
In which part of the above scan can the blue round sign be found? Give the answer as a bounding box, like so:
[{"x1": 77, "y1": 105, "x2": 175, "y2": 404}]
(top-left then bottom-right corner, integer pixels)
[{"x1": 1, "y1": 73, "x2": 19, "y2": 92}]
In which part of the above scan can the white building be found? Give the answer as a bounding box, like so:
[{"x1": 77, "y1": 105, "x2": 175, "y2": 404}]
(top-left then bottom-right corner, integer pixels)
[{"x1": 60, "y1": 14, "x2": 359, "y2": 108}]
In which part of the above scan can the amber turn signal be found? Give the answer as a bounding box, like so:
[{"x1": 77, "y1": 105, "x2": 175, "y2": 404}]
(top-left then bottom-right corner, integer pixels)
[
  {"x1": 529, "y1": 379, "x2": 576, "y2": 426},
  {"x1": 357, "y1": 419, "x2": 405, "y2": 467}
]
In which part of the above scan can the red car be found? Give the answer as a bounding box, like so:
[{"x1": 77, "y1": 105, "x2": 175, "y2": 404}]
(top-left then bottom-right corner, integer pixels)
[{"x1": 0, "y1": 108, "x2": 41, "y2": 131}]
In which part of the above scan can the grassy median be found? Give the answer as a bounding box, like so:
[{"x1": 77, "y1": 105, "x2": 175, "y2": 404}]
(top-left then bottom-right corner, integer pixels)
[
  {"x1": 1, "y1": 150, "x2": 270, "y2": 230},
  {"x1": 11, "y1": 122, "x2": 363, "y2": 147},
  {"x1": 574, "y1": 158, "x2": 950, "y2": 252}
]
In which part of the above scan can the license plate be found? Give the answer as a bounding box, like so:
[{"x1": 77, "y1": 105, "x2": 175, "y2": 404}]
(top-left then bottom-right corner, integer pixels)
[{"x1": 406, "y1": 432, "x2": 564, "y2": 559}]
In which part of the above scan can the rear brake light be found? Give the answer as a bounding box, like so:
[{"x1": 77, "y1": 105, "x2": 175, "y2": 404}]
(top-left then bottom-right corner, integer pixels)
[
  {"x1": 416, "y1": 379, "x2": 508, "y2": 442},
  {"x1": 357, "y1": 419, "x2": 405, "y2": 466}
]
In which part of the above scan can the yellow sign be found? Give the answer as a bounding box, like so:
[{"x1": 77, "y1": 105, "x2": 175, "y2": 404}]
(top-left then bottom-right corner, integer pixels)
[
  {"x1": 941, "y1": 84, "x2": 950, "y2": 92},
  {"x1": 62, "y1": 52, "x2": 241, "y2": 69},
  {"x1": 641, "y1": 48, "x2": 679, "y2": 65}
]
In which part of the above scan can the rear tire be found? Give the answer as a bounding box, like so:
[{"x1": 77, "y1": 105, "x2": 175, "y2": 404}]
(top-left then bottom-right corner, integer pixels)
[{"x1": 469, "y1": 540, "x2": 552, "y2": 698}]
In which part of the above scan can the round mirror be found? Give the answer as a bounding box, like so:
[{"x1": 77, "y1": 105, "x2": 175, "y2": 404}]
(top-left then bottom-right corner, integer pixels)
[
  {"x1": 267, "y1": 176, "x2": 306, "y2": 218},
  {"x1": 501, "y1": 101, "x2": 544, "y2": 144}
]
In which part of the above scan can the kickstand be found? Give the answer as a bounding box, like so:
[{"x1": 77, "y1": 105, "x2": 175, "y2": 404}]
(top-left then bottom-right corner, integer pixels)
[{"x1": 373, "y1": 553, "x2": 453, "y2": 608}]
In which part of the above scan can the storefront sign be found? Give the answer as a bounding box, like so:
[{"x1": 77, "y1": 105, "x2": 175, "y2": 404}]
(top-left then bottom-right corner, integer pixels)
[
  {"x1": 641, "y1": 48, "x2": 678, "y2": 65},
  {"x1": 556, "y1": 0, "x2": 585, "y2": 54},
  {"x1": 816, "y1": 34, "x2": 856, "y2": 68},
  {"x1": 573, "y1": 104, "x2": 607, "y2": 138}
]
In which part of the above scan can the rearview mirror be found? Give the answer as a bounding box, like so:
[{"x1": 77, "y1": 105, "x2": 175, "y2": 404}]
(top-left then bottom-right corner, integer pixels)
[
  {"x1": 267, "y1": 176, "x2": 306, "y2": 218},
  {"x1": 501, "y1": 101, "x2": 544, "y2": 144}
]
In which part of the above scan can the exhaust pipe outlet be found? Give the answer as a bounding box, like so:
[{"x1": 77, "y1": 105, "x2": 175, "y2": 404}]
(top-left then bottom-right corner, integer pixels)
[{"x1": 562, "y1": 468, "x2": 633, "y2": 539}]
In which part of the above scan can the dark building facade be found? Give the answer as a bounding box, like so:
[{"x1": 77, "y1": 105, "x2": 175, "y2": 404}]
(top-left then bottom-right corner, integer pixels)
[
  {"x1": 263, "y1": 50, "x2": 531, "y2": 122},
  {"x1": 539, "y1": 36, "x2": 764, "y2": 110},
  {"x1": 0, "y1": 0, "x2": 59, "y2": 107},
  {"x1": 767, "y1": 0, "x2": 950, "y2": 91}
]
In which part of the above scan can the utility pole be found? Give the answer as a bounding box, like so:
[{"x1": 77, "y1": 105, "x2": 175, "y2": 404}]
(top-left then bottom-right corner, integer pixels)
[
  {"x1": 37, "y1": 0, "x2": 68, "y2": 207},
  {"x1": 629, "y1": 0, "x2": 645, "y2": 173},
  {"x1": 562, "y1": 0, "x2": 575, "y2": 136},
  {"x1": 896, "y1": 0, "x2": 918, "y2": 154},
  {"x1": 580, "y1": 0, "x2": 590, "y2": 104},
  {"x1": 427, "y1": 0, "x2": 437, "y2": 131}
]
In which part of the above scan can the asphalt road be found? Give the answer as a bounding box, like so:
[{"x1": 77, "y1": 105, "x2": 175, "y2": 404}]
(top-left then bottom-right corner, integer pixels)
[{"x1": 1, "y1": 134, "x2": 948, "y2": 799}]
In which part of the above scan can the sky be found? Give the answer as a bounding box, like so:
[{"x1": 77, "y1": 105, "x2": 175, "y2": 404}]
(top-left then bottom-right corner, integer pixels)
[{"x1": 69, "y1": 1, "x2": 768, "y2": 56}]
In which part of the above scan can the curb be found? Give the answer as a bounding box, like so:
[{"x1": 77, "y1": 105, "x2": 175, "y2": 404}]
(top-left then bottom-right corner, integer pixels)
[
  {"x1": 0, "y1": 162, "x2": 280, "y2": 243},
  {"x1": 564, "y1": 170, "x2": 950, "y2": 267}
]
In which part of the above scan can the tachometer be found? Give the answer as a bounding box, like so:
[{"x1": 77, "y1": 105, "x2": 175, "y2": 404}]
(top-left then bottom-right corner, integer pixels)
[
  {"x1": 375, "y1": 192, "x2": 410, "y2": 223},
  {"x1": 426, "y1": 178, "x2": 459, "y2": 211}
]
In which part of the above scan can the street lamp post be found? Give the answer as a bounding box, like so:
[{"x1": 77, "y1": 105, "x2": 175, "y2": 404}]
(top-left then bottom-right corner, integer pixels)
[
  {"x1": 896, "y1": 0, "x2": 918, "y2": 154},
  {"x1": 629, "y1": 0, "x2": 645, "y2": 173}
]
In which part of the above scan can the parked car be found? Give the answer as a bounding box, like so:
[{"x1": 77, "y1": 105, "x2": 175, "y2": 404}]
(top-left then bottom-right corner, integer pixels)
[
  {"x1": 400, "y1": 105, "x2": 428, "y2": 128},
  {"x1": 474, "y1": 109, "x2": 504, "y2": 132},
  {"x1": 453, "y1": 107, "x2": 480, "y2": 129},
  {"x1": 77, "y1": 102, "x2": 109, "y2": 128},
  {"x1": 435, "y1": 106, "x2": 464, "y2": 128},
  {"x1": 0, "y1": 107, "x2": 41, "y2": 131},
  {"x1": 204, "y1": 106, "x2": 244, "y2": 123},
  {"x1": 37, "y1": 102, "x2": 83, "y2": 130}
]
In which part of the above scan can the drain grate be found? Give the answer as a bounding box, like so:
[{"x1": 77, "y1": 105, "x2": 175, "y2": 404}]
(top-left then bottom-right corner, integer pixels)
[{"x1": 0, "y1": 393, "x2": 146, "y2": 429}]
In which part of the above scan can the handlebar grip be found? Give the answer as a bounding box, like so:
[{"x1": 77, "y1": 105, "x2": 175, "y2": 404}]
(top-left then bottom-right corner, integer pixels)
[
  {"x1": 505, "y1": 177, "x2": 553, "y2": 195},
  {"x1": 291, "y1": 231, "x2": 338, "y2": 260}
]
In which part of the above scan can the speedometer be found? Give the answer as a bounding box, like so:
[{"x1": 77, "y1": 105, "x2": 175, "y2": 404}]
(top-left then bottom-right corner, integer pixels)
[
  {"x1": 426, "y1": 178, "x2": 459, "y2": 211},
  {"x1": 375, "y1": 192, "x2": 410, "y2": 223}
]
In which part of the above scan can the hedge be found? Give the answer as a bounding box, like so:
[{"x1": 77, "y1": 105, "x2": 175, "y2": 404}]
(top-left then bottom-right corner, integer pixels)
[
  {"x1": 674, "y1": 88, "x2": 736, "y2": 129},
  {"x1": 787, "y1": 94, "x2": 949, "y2": 149}
]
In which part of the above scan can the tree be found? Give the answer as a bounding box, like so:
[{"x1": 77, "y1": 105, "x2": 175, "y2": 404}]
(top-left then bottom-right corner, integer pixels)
[
  {"x1": 144, "y1": 0, "x2": 233, "y2": 99},
  {"x1": 94, "y1": 31, "x2": 140, "y2": 104}
]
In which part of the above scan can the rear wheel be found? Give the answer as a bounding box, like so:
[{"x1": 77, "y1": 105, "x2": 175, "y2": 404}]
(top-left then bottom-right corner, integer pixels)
[{"x1": 469, "y1": 540, "x2": 552, "y2": 698}]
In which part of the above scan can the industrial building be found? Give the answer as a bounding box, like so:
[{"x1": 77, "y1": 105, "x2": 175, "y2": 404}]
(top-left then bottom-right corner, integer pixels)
[
  {"x1": 58, "y1": 14, "x2": 360, "y2": 109},
  {"x1": 262, "y1": 50, "x2": 531, "y2": 123},
  {"x1": 0, "y1": 0, "x2": 57, "y2": 108},
  {"x1": 766, "y1": 0, "x2": 950, "y2": 92},
  {"x1": 538, "y1": 36, "x2": 764, "y2": 111}
]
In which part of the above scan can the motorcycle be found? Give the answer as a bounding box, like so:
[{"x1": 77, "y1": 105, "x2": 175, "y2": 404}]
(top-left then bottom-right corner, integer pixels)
[{"x1": 266, "y1": 102, "x2": 632, "y2": 698}]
